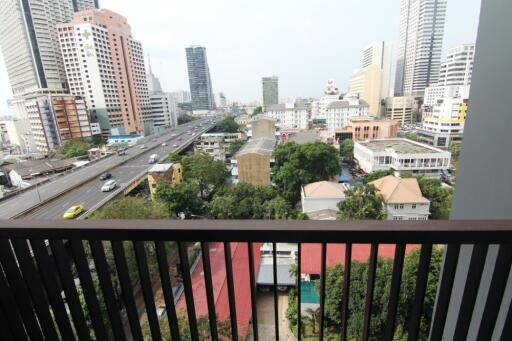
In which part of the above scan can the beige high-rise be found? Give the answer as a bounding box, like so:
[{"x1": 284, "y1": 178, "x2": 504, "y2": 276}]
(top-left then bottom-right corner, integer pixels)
[
  {"x1": 348, "y1": 65, "x2": 383, "y2": 117},
  {"x1": 57, "y1": 9, "x2": 151, "y2": 136}
]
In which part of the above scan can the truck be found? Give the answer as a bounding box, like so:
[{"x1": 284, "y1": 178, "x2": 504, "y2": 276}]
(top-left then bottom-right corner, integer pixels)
[{"x1": 149, "y1": 154, "x2": 158, "y2": 164}]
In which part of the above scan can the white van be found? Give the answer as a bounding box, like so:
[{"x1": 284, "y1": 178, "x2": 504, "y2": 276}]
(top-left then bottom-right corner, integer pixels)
[{"x1": 149, "y1": 154, "x2": 158, "y2": 164}]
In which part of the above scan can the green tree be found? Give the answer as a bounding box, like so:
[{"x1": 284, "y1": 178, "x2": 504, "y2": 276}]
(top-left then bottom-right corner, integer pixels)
[
  {"x1": 405, "y1": 132, "x2": 419, "y2": 141},
  {"x1": 272, "y1": 142, "x2": 341, "y2": 203},
  {"x1": 213, "y1": 116, "x2": 239, "y2": 133},
  {"x1": 337, "y1": 184, "x2": 386, "y2": 220},
  {"x1": 165, "y1": 152, "x2": 183, "y2": 163},
  {"x1": 155, "y1": 181, "x2": 204, "y2": 218},
  {"x1": 181, "y1": 152, "x2": 228, "y2": 198},
  {"x1": 178, "y1": 113, "x2": 196, "y2": 125},
  {"x1": 340, "y1": 139, "x2": 354, "y2": 161},
  {"x1": 227, "y1": 139, "x2": 245, "y2": 156},
  {"x1": 61, "y1": 137, "x2": 92, "y2": 158},
  {"x1": 417, "y1": 177, "x2": 453, "y2": 219},
  {"x1": 252, "y1": 106, "x2": 263, "y2": 116},
  {"x1": 362, "y1": 169, "x2": 394, "y2": 183},
  {"x1": 316, "y1": 263, "x2": 344, "y2": 327},
  {"x1": 90, "y1": 197, "x2": 171, "y2": 219}
]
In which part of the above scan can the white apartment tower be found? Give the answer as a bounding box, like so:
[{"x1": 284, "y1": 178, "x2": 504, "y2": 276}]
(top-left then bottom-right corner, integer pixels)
[
  {"x1": 361, "y1": 41, "x2": 392, "y2": 98},
  {"x1": 394, "y1": 0, "x2": 447, "y2": 97},
  {"x1": 57, "y1": 9, "x2": 152, "y2": 136}
]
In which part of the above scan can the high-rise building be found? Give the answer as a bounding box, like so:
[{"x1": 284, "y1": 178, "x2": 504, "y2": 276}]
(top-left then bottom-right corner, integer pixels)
[
  {"x1": 186, "y1": 45, "x2": 215, "y2": 111},
  {"x1": 423, "y1": 44, "x2": 475, "y2": 107},
  {"x1": 262, "y1": 76, "x2": 279, "y2": 108},
  {"x1": 0, "y1": 0, "x2": 98, "y2": 98},
  {"x1": 348, "y1": 65, "x2": 383, "y2": 117},
  {"x1": 57, "y1": 9, "x2": 152, "y2": 136},
  {"x1": 170, "y1": 90, "x2": 191, "y2": 104},
  {"x1": 146, "y1": 61, "x2": 177, "y2": 128},
  {"x1": 394, "y1": 0, "x2": 447, "y2": 97},
  {"x1": 384, "y1": 96, "x2": 415, "y2": 125},
  {"x1": 217, "y1": 92, "x2": 227, "y2": 108},
  {"x1": 361, "y1": 41, "x2": 392, "y2": 98},
  {"x1": 437, "y1": 44, "x2": 475, "y2": 87}
]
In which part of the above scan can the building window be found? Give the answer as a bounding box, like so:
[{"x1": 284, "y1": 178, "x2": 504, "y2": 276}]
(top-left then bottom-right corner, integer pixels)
[{"x1": 412, "y1": 204, "x2": 416, "y2": 209}]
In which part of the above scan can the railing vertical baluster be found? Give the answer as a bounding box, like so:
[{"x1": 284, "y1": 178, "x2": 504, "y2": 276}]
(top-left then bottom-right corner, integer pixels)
[
  {"x1": 30, "y1": 239, "x2": 76, "y2": 340},
  {"x1": 178, "y1": 241, "x2": 199, "y2": 340},
  {"x1": 501, "y1": 301, "x2": 512, "y2": 341},
  {"x1": 0, "y1": 263, "x2": 28, "y2": 340},
  {"x1": 155, "y1": 241, "x2": 181, "y2": 341},
  {"x1": 10, "y1": 239, "x2": 60, "y2": 340},
  {"x1": 89, "y1": 240, "x2": 126, "y2": 340},
  {"x1": 224, "y1": 242, "x2": 239, "y2": 340},
  {"x1": 319, "y1": 242, "x2": 327, "y2": 341},
  {"x1": 133, "y1": 241, "x2": 162, "y2": 341},
  {"x1": 272, "y1": 242, "x2": 279, "y2": 341},
  {"x1": 407, "y1": 244, "x2": 433, "y2": 341},
  {"x1": 476, "y1": 244, "x2": 512, "y2": 340},
  {"x1": 111, "y1": 241, "x2": 144, "y2": 341},
  {"x1": 248, "y1": 242, "x2": 259, "y2": 341},
  {"x1": 201, "y1": 242, "x2": 218, "y2": 341},
  {"x1": 341, "y1": 243, "x2": 352, "y2": 341},
  {"x1": 362, "y1": 243, "x2": 378, "y2": 341},
  {"x1": 453, "y1": 244, "x2": 489, "y2": 340},
  {"x1": 50, "y1": 239, "x2": 91, "y2": 341},
  {"x1": 383, "y1": 243, "x2": 406, "y2": 341},
  {"x1": 297, "y1": 242, "x2": 302, "y2": 341},
  {"x1": 69, "y1": 239, "x2": 109, "y2": 340},
  {"x1": 429, "y1": 244, "x2": 460, "y2": 340}
]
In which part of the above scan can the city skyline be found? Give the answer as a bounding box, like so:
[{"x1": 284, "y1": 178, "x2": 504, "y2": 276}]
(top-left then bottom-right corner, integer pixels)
[{"x1": 0, "y1": 0, "x2": 481, "y2": 113}]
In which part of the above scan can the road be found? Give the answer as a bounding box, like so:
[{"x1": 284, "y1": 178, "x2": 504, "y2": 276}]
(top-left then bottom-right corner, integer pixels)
[{"x1": 0, "y1": 116, "x2": 221, "y2": 219}]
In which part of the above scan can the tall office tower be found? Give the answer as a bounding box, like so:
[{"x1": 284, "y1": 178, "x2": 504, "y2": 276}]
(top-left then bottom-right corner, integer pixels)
[
  {"x1": 147, "y1": 61, "x2": 177, "y2": 128},
  {"x1": 170, "y1": 90, "x2": 191, "y2": 104},
  {"x1": 217, "y1": 92, "x2": 227, "y2": 108},
  {"x1": 394, "y1": 0, "x2": 447, "y2": 97},
  {"x1": 57, "y1": 9, "x2": 152, "y2": 136},
  {"x1": 262, "y1": 76, "x2": 279, "y2": 108},
  {"x1": 185, "y1": 45, "x2": 215, "y2": 111},
  {"x1": 361, "y1": 41, "x2": 392, "y2": 98},
  {"x1": 424, "y1": 44, "x2": 474, "y2": 107},
  {"x1": 0, "y1": 0, "x2": 98, "y2": 98},
  {"x1": 348, "y1": 65, "x2": 383, "y2": 116},
  {"x1": 437, "y1": 44, "x2": 475, "y2": 87}
]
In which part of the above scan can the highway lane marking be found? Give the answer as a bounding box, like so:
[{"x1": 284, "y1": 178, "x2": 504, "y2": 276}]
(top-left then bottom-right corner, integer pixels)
[{"x1": 62, "y1": 201, "x2": 70, "y2": 208}]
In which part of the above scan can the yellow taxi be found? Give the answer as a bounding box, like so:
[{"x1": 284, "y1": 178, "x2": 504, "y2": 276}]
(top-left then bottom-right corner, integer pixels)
[{"x1": 63, "y1": 204, "x2": 85, "y2": 219}]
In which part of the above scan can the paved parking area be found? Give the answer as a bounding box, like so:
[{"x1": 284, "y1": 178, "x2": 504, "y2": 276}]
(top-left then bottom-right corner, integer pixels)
[{"x1": 255, "y1": 291, "x2": 295, "y2": 340}]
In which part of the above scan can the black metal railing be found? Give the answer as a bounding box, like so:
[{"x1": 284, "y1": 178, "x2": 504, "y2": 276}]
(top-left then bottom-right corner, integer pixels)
[{"x1": 0, "y1": 219, "x2": 511, "y2": 341}]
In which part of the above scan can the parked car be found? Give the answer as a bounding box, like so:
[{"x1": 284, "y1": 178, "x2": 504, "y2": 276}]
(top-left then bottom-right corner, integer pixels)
[
  {"x1": 101, "y1": 180, "x2": 117, "y2": 192},
  {"x1": 173, "y1": 143, "x2": 178, "y2": 147},
  {"x1": 63, "y1": 204, "x2": 85, "y2": 219},
  {"x1": 117, "y1": 149, "x2": 127, "y2": 156},
  {"x1": 99, "y1": 172, "x2": 111, "y2": 180},
  {"x1": 161, "y1": 142, "x2": 167, "y2": 146}
]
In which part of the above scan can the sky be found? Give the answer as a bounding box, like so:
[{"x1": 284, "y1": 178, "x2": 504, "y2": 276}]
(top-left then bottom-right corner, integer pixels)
[{"x1": 0, "y1": 0, "x2": 481, "y2": 112}]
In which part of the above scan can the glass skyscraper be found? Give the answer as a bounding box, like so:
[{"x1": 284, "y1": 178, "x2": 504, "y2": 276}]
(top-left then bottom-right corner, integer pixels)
[{"x1": 185, "y1": 45, "x2": 215, "y2": 110}]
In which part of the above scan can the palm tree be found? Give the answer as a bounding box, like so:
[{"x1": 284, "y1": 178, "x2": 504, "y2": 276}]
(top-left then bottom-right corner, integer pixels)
[{"x1": 303, "y1": 307, "x2": 321, "y2": 335}]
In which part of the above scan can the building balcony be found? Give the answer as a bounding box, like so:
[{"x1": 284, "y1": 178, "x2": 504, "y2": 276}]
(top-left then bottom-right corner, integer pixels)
[{"x1": 0, "y1": 219, "x2": 510, "y2": 340}]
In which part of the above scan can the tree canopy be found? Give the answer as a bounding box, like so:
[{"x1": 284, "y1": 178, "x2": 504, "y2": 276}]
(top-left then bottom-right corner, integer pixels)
[
  {"x1": 90, "y1": 196, "x2": 171, "y2": 219},
  {"x1": 337, "y1": 184, "x2": 386, "y2": 220},
  {"x1": 181, "y1": 152, "x2": 228, "y2": 198},
  {"x1": 60, "y1": 137, "x2": 92, "y2": 158},
  {"x1": 405, "y1": 132, "x2": 419, "y2": 141},
  {"x1": 272, "y1": 142, "x2": 341, "y2": 203},
  {"x1": 227, "y1": 139, "x2": 245, "y2": 156},
  {"x1": 155, "y1": 181, "x2": 205, "y2": 218},
  {"x1": 177, "y1": 113, "x2": 196, "y2": 125},
  {"x1": 209, "y1": 183, "x2": 306, "y2": 219},
  {"x1": 362, "y1": 169, "x2": 394, "y2": 183},
  {"x1": 252, "y1": 106, "x2": 263, "y2": 116},
  {"x1": 339, "y1": 139, "x2": 354, "y2": 161},
  {"x1": 213, "y1": 116, "x2": 239, "y2": 133}
]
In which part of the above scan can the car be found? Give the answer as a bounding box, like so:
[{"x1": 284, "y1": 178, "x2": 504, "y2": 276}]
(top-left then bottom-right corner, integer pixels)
[
  {"x1": 161, "y1": 142, "x2": 167, "y2": 146},
  {"x1": 117, "y1": 149, "x2": 127, "y2": 156},
  {"x1": 101, "y1": 180, "x2": 117, "y2": 192},
  {"x1": 149, "y1": 154, "x2": 158, "y2": 164},
  {"x1": 63, "y1": 205, "x2": 85, "y2": 219},
  {"x1": 99, "y1": 172, "x2": 111, "y2": 180},
  {"x1": 173, "y1": 143, "x2": 178, "y2": 147},
  {"x1": 140, "y1": 144, "x2": 147, "y2": 149},
  {"x1": 177, "y1": 137, "x2": 182, "y2": 141}
]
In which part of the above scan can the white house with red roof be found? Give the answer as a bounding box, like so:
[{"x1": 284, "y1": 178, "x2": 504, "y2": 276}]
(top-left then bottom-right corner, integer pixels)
[{"x1": 301, "y1": 181, "x2": 348, "y2": 217}]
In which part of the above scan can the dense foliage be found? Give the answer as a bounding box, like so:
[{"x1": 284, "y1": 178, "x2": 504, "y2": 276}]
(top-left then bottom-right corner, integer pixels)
[
  {"x1": 286, "y1": 246, "x2": 444, "y2": 340},
  {"x1": 90, "y1": 196, "x2": 171, "y2": 219},
  {"x1": 362, "y1": 169, "x2": 394, "y2": 183},
  {"x1": 177, "y1": 113, "x2": 196, "y2": 125},
  {"x1": 61, "y1": 137, "x2": 93, "y2": 158},
  {"x1": 339, "y1": 139, "x2": 354, "y2": 160},
  {"x1": 209, "y1": 183, "x2": 306, "y2": 219},
  {"x1": 227, "y1": 139, "x2": 245, "y2": 156},
  {"x1": 405, "y1": 132, "x2": 419, "y2": 141},
  {"x1": 252, "y1": 106, "x2": 263, "y2": 116},
  {"x1": 181, "y1": 152, "x2": 229, "y2": 198},
  {"x1": 272, "y1": 142, "x2": 341, "y2": 203},
  {"x1": 337, "y1": 184, "x2": 386, "y2": 220},
  {"x1": 213, "y1": 116, "x2": 239, "y2": 133},
  {"x1": 155, "y1": 181, "x2": 205, "y2": 218}
]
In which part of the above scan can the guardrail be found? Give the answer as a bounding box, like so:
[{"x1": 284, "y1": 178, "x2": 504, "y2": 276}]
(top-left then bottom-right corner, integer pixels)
[{"x1": 0, "y1": 220, "x2": 510, "y2": 340}]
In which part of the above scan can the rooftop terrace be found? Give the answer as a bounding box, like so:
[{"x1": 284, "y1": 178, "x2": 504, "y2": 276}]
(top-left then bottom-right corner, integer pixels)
[{"x1": 358, "y1": 138, "x2": 445, "y2": 154}]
